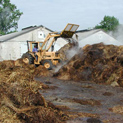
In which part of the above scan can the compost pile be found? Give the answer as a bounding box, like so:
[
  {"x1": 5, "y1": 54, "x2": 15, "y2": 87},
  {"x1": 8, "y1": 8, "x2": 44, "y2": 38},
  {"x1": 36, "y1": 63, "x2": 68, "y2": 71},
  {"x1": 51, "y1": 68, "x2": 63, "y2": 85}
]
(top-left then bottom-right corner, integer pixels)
[
  {"x1": 54, "y1": 43, "x2": 123, "y2": 87},
  {"x1": 0, "y1": 59, "x2": 70, "y2": 123}
]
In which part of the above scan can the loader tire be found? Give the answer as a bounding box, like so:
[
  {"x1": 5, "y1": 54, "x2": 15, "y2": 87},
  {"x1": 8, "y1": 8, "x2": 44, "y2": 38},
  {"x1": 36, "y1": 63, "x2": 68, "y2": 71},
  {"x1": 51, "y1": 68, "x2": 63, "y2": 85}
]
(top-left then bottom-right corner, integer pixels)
[
  {"x1": 42, "y1": 60, "x2": 53, "y2": 70},
  {"x1": 22, "y1": 53, "x2": 34, "y2": 64}
]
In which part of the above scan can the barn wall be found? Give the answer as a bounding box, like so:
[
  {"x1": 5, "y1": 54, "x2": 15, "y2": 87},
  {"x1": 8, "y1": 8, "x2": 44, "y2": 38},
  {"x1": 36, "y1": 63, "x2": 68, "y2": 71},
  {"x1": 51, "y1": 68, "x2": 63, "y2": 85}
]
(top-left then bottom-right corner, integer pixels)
[
  {"x1": 0, "y1": 43, "x2": 3, "y2": 61},
  {"x1": 53, "y1": 38, "x2": 68, "y2": 51},
  {"x1": 3, "y1": 27, "x2": 52, "y2": 60},
  {"x1": 0, "y1": 41, "x2": 21, "y2": 60},
  {"x1": 45, "y1": 37, "x2": 68, "y2": 52}
]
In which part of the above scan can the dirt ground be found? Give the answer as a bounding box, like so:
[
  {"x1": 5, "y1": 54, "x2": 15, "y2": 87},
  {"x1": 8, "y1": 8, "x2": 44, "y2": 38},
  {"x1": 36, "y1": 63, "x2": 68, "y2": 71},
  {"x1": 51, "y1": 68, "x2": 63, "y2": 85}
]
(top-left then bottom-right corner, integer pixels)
[
  {"x1": 36, "y1": 76, "x2": 123, "y2": 123},
  {"x1": 0, "y1": 43, "x2": 123, "y2": 123}
]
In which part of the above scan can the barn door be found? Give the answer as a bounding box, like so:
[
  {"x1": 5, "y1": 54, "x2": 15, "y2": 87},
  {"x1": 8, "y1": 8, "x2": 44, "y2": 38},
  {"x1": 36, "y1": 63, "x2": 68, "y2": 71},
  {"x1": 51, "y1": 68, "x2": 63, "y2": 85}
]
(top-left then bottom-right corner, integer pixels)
[{"x1": 20, "y1": 42, "x2": 28, "y2": 56}]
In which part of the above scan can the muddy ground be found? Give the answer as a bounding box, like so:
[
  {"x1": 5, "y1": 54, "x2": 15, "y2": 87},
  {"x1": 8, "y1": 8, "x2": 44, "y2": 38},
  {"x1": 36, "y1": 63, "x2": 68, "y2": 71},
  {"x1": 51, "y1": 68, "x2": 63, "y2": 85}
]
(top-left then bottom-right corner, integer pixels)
[{"x1": 36, "y1": 76, "x2": 123, "y2": 123}]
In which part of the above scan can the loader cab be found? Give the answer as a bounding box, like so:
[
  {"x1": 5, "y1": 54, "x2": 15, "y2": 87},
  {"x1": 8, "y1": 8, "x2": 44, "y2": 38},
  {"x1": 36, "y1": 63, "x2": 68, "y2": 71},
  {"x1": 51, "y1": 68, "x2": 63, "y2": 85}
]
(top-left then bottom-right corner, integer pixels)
[{"x1": 28, "y1": 41, "x2": 45, "y2": 52}]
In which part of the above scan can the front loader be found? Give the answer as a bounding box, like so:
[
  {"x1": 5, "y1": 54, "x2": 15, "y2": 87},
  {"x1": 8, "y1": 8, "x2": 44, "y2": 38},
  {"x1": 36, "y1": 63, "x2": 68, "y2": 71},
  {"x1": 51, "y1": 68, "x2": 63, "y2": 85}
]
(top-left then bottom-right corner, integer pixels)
[{"x1": 22, "y1": 23, "x2": 79, "y2": 70}]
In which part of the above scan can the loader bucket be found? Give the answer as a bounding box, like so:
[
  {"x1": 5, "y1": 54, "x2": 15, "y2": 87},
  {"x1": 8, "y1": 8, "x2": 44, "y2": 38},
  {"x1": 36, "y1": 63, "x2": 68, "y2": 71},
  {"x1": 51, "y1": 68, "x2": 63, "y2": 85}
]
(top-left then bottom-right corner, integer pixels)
[{"x1": 60, "y1": 23, "x2": 79, "y2": 38}]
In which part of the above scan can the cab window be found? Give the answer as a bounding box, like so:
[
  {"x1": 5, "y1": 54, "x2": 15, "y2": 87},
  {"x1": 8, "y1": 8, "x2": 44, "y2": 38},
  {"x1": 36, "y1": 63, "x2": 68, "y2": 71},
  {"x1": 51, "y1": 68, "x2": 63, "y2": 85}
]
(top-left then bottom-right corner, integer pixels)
[{"x1": 39, "y1": 42, "x2": 45, "y2": 50}]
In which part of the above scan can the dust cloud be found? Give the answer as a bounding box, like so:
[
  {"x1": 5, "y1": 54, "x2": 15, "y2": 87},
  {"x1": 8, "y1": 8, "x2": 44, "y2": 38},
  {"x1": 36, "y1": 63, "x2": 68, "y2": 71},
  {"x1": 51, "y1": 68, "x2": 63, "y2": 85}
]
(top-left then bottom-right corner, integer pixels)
[
  {"x1": 66, "y1": 45, "x2": 79, "y2": 60},
  {"x1": 54, "y1": 44, "x2": 80, "y2": 73},
  {"x1": 54, "y1": 61, "x2": 67, "y2": 73},
  {"x1": 109, "y1": 25, "x2": 123, "y2": 43}
]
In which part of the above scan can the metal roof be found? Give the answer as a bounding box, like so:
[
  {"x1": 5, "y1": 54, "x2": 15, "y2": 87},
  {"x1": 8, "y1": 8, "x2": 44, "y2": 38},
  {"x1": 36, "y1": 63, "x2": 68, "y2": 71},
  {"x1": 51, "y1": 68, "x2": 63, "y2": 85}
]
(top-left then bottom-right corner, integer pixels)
[
  {"x1": 75, "y1": 29, "x2": 102, "y2": 41},
  {"x1": 0, "y1": 25, "x2": 53, "y2": 42},
  {"x1": 76, "y1": 29, "x2": 123, "y2": 46}
]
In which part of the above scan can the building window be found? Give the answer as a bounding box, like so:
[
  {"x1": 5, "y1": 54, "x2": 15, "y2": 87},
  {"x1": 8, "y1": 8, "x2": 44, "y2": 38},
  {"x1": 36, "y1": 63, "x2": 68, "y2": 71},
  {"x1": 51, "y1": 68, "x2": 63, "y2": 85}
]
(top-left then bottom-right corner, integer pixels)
[{"x1": 38, "y1": 31, "x2": 44, "y2": 39}]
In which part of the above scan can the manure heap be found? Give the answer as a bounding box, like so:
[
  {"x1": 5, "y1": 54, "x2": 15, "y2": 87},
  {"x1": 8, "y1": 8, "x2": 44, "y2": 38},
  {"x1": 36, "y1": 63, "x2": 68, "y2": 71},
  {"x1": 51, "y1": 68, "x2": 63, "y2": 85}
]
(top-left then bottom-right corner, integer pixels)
[
  {"x1": 55, "y1": 43, "x2": 123, "y2": 87},
  {"x1": 0, "y1": 59, "x2": 70, "y2": 123}
]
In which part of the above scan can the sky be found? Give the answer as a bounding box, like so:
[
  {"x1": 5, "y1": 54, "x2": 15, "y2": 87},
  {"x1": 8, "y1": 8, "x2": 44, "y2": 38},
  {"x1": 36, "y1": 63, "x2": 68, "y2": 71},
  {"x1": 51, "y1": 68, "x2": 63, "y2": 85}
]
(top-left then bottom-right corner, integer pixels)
[{"x1": 10, "y1": 0, "x2": 123, "y2": 32}]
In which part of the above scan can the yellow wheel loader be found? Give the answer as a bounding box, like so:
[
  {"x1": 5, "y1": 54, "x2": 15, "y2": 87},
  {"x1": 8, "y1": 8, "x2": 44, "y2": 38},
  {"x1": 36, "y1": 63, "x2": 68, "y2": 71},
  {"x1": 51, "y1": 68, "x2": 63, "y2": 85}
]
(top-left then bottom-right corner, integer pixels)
[{"x1": 22, "y1": 23, "x2": 79, "y2": 70}]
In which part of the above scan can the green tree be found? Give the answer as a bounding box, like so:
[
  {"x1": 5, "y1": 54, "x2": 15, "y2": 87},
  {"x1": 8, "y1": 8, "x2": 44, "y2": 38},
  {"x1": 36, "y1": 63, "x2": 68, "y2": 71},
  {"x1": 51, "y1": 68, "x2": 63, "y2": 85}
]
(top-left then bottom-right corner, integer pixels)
[
  {"x1": 0, "y1": 0, "x2": 23, "y2": 34},
  {"x1": 95, "y1": 16, "x2": 119, "y2": 32}
]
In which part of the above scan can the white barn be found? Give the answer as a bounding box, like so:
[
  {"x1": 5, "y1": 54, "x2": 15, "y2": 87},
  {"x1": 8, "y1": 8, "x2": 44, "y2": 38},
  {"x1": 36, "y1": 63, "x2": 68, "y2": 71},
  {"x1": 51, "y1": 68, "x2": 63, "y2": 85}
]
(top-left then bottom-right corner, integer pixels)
[
  {"x1": 74, "y1": 29, "x2": 123, "y2": 47},
  {"x1": 0, "y1": 25, "x2": 67, "y2": 61}
]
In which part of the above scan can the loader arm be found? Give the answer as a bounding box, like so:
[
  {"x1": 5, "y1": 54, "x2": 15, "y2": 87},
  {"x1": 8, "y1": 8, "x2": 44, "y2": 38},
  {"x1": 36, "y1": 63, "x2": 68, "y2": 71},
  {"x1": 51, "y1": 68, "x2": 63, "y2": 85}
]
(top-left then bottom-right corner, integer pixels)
[
  {"x1": 39, "y1": 23, "x2": 79, "y2": 51},
  {"x1": 39, "y1": 33, "x2": 60, "y2": 51}
]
